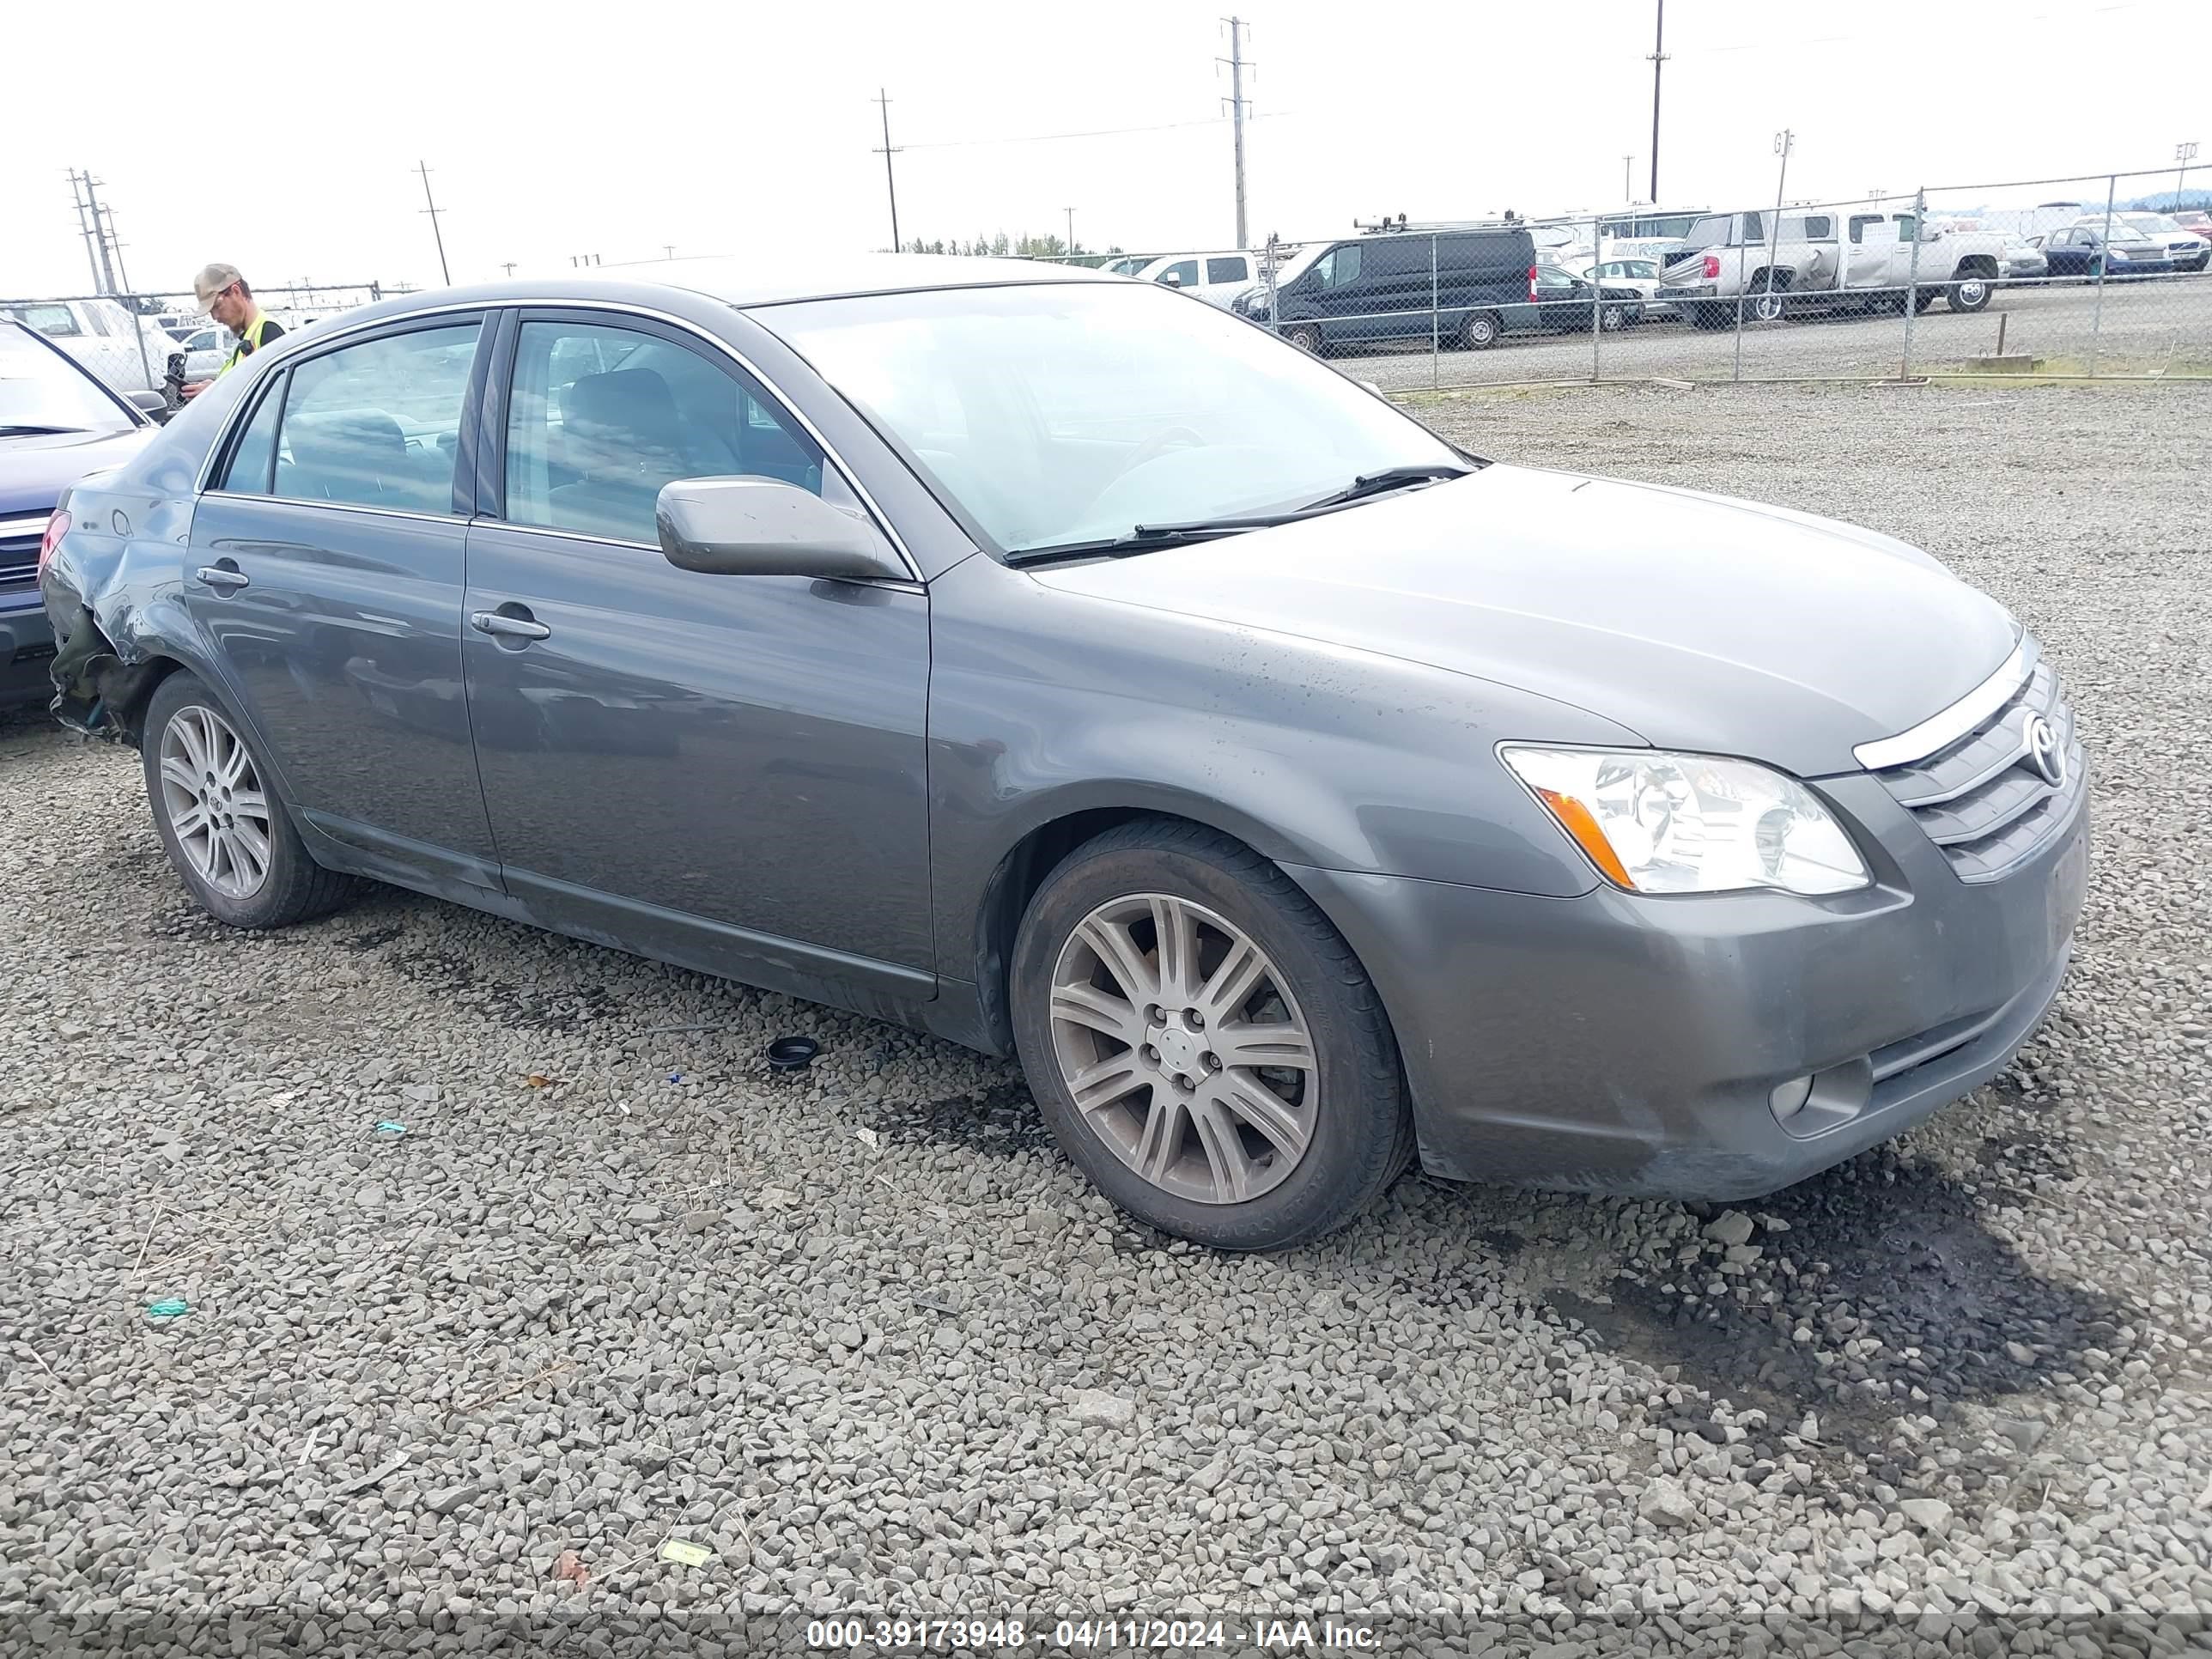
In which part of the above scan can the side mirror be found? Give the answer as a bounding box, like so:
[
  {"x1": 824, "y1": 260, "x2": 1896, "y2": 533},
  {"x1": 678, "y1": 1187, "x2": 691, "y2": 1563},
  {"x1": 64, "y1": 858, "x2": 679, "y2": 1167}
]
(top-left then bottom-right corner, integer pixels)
[
  {"x1": 127, "y1": 389, "x2": 167, "y2": 415},
  {"x1": 1162, "y1": 270, "x2": 1185, "y2": 289},
  {"x1": 655, "y1": 477, "x2": 905, "y2": 582}
]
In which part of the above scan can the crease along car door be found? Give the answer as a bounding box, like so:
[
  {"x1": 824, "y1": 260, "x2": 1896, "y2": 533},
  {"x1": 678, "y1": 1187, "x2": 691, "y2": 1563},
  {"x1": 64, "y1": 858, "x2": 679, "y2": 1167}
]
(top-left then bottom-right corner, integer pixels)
[
  {"x1": 461, "y1": 310, "x2": 933, "y2": 1000},
  {"x1": 186, "y1": 315, "x2": 501, "y2": 893}
]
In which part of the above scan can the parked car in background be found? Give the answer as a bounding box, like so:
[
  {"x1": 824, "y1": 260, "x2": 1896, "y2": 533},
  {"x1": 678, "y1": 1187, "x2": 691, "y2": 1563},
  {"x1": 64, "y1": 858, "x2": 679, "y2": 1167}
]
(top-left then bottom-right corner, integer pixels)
[
  {"x1": 1659, "y1": 209, "x2": 2009, "y2": 324},
  {"x1": 174, "y1": 326, "x2": 233, "y2": 384},
  {"x1": 0, "y1": 298, "x2": 175, "y2": 398},
  {"x1": 2106, "y1": 214, "x2": 2211, "y2": 272},
  {"x1": 40, "y1": 256, "x2": 2087, "y2": 1249},
  {"x1": 2002, "y1": 240, "x2": 2049, "y2": 283},
  {"x1": 2036, "y1": 225, "x2": 2171, "y2": 277},
  {"x1": 0, "y1": 321, "x2": 155, "y2": 707},
  {"x1": 1574, "y1": 256, "x2": 1675, "y2": 317},
  {"x1": 1232, "y1": 227, "x2": 1540, "y2": 352},
  {"x1": 1119, "y1": 252, "x2": 1260, "y2": 308},
  {"x1": 2172, "y1": 210, "x2": 2211, "y2": 240}
]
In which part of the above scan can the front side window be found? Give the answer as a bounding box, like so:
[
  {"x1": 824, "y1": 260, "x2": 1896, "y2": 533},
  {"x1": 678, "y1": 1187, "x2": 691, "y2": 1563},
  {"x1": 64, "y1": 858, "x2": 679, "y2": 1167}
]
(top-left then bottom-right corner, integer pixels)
[
  {"x1": 5, "y1": 304, "x2": 82, "y2": 339},
  {"x1": 275, "y1": 322, "x2": 482, "y2": 514},
  {"x1": 760, "y1": 281, "x2": 1464, "y2": 556},
  {"x1": 1315, "y1": 245, "x2": 1362, "y2": 288},
  {"x1": 1157, "y1": 260, "x2": 1200, "y2": 289},
  {"x1": 1206, "y1": 256, "x2": 1249, "y2": 285},
  {"x1": 503, "y1": 319, "x2": 823, "y2": 546},
  {"x1": 1849, "y1": 215, "x2": 1884, "y2": 246}
]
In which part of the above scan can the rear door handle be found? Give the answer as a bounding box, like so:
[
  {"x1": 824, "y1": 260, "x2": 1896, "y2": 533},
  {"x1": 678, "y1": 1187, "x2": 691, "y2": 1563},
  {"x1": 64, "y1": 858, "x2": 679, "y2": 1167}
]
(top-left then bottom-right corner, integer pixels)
[
  {"x1": 196, "y1": 564, "x2": 249, "y2": 591},
  {"x1": 470, "y1": 610, "x2": 551, "y2": 641}
]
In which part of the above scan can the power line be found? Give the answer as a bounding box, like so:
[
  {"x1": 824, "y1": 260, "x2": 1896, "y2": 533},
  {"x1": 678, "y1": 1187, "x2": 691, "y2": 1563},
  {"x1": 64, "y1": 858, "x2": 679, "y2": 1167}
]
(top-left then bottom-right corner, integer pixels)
[
  {"x1": 873, "y1": 89, "x2": 903, "y2": 252},
  {"x1": 895, "y1": 112, "x2": 1279, "y2": 152},
  {"x1": 1219, "y1": 16, "x2": 1253, "y2": 251},
  {"x1": 416, "y1": 161, "x2": 451, "y2": 286}
]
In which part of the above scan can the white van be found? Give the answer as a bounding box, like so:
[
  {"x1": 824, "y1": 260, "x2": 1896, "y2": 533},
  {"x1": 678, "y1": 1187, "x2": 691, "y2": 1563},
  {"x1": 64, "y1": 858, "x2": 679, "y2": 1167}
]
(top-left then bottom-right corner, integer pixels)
[{"x1": 1119, "y1": 252, "x2": 1261, "y2": 308}]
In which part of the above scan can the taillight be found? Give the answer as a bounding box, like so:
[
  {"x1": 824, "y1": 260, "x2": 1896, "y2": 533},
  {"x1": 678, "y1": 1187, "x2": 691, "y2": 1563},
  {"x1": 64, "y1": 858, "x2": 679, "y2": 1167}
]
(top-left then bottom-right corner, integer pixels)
[
  {"x1": 1528, "y1": 264, "x2": 1540, "y2": 301},
  {"x1": 1702, "y1": 253, "x2": 1722, "y2": 279},
  {"x1": 37, "y1": 509, "x2": 70, "y2": 578}
]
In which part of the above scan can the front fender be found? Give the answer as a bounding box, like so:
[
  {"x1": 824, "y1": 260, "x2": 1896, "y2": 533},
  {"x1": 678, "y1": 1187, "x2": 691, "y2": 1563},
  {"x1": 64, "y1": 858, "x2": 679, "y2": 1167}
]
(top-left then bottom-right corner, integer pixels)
[{"x1": 926, "y1": 554, "x2": 1644, "y2": 979}]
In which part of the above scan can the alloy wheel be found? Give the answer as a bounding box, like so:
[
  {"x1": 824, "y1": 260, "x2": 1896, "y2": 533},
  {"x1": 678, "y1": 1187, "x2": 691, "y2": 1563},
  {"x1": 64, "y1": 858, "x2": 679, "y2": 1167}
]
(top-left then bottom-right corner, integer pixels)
[
  {"x1": 157, "y1": 704, "x2": 272, "y2": 900},
  {"x1": 1048, "y1": 893, "x2": 1317, "y2": 1206}
]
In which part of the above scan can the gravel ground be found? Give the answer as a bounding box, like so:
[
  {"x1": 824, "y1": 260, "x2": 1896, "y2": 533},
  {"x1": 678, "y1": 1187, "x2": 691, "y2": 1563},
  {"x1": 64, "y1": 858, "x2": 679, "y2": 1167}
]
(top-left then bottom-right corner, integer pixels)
[
  {"x1": 3, "y1": 382, "x2": 2210, "y2": 1657},
  {"x1": 1348, "y1": 275, "x2": 2212, "y2": 392}
]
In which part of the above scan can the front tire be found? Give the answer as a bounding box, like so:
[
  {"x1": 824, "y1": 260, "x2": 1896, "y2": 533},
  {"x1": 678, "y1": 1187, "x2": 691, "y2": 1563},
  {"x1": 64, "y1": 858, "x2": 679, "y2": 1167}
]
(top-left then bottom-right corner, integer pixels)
[
  {"x1": 141, "y1": 672, "x2": 357, "y2": 930},
  {"x1": 1010, "y1": 819, "x2": 1412, "y2": 1252},
  {"x1": 1285, "y1": 323, "x2": 1323, "y2": 355},
  {"x1": 1460, "y1": 310, "x2": 1501, "y2": 349}
]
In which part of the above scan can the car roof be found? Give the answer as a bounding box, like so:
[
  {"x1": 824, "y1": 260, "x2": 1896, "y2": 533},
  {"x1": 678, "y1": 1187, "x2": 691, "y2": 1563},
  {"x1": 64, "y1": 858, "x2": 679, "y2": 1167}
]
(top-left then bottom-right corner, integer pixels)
[{"x1": 565, "y1": 252, "x2": 1113, "y2": 307}]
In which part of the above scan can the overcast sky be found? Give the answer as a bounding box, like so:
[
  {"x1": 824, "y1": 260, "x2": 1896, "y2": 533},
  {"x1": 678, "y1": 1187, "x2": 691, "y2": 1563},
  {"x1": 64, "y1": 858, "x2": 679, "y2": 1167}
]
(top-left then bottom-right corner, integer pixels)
[{"x1": 8, "y1": 0, "x2": 2205, "y2": 301}]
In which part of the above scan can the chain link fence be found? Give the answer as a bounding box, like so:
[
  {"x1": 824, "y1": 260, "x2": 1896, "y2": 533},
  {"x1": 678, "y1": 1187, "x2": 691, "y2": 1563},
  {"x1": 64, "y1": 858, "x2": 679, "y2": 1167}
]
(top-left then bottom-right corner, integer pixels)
[
  {"x1": 1048, "y1": 166, "x2": 2210, "y2": 393},
  {"x1": 0, "y1": 283, "x2": 392, "y2": 409}
]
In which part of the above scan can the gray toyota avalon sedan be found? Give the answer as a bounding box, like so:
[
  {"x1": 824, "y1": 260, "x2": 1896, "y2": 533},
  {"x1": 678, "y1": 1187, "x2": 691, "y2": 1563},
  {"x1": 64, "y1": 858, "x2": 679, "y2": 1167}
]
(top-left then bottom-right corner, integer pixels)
[{"x1": 39, "y1": 255, "x2": 2086, "y2": 1251}]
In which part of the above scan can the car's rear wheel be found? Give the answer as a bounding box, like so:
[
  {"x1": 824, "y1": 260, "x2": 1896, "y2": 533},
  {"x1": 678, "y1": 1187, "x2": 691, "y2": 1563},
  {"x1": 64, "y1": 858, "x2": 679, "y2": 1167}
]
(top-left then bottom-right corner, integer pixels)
[
  {"x1": 1010, "y1": 819, "x2": 1412, "y2": 1251},
  {"x1": 1690, "y1": 302, "x2": 1732, "y2": 330},
  {"x1": 142, "y1": 672, "x2": 356, "y2": 930},
  {"x1": 1460, "y1": 310, "x2": 1501, "y2": 349}
]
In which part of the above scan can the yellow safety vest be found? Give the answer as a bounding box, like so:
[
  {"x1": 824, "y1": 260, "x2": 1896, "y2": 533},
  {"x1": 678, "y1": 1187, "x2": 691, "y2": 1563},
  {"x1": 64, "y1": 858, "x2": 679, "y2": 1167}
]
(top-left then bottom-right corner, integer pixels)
[{"x1": 218, "y1": 315, "x2": 279, "y2": 377}]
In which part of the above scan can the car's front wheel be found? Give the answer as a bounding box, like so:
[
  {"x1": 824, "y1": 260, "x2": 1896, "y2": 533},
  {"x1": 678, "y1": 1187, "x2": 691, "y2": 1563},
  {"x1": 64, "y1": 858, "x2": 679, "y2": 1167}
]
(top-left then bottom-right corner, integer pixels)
[
  {"x1": 1460, "y1": 310, "x2": 1501, "y2": 349},
  {"x1": 1011, "y1": 820, "x2": 1411, "y2": 1251},
  {"x1": 1285, "y1": 323, "x2": 1323, "y2": 355},
  {"x1": 142, "y1": 671, "x2": 356, "y2": 930}
]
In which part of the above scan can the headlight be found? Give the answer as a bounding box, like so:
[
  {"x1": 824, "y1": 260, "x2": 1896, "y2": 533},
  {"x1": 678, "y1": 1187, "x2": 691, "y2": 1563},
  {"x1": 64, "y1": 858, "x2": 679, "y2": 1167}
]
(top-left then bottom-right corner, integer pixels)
[{"x1": 1501, "y1": 746, "x2": 1871, "y2": 896}]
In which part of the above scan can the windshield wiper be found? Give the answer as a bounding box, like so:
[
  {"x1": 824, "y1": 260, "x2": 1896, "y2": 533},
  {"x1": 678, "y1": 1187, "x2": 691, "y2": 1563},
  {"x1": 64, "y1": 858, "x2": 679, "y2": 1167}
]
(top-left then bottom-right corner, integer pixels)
[
  {"x1": 1006, "y1": 516, "x2": 1295, "y2": 568},
  {"x1": 1297, "y1": 462, "x2": 1474, "y2": 513},
  {"x1": 0, "y1": 424, "x2": 88, "y2": 437}
]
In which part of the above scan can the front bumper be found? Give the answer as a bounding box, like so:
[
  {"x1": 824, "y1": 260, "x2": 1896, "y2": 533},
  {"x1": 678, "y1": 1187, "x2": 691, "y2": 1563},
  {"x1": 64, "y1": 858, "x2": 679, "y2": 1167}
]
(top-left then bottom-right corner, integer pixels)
[
  {"x1": 1285, "y1": 769, "x2": 2088, "y2": 1200},
  {"x1": 0, "y1": 599, "x2": 57, "y2": 708}
]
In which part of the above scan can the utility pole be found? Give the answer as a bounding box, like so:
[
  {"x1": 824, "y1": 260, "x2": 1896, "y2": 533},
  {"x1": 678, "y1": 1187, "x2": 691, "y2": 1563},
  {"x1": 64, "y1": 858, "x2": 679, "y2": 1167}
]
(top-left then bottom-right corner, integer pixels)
[
  {"x1": 1219, "y1": 17, "x2": 1252, "y2": 249},
  {"x1": 1623, "y1": 155, "x2": 1635, "y2": 204},
  {"x1": 664, "y1": 244, "x2": 677, "y2": 260},
  {"x1": 1647, "y1": 0, "x2": 1668, "y2": 204},
  {"x1": 98, "y1": 204, "x2": 134, "y2": 296},
  {"x1": 416, "y1": 161, "x2": 451, "y2": 285},
  {"x1": 79, "y1": 173, "x2": 121, "y2": 295},
  {"x1": 501, "y1": 262, "x2": 518, "y2": 278},
  {"x1": 65, "y1": 172, "x2": 104, "y2": 293},
  {"x1": 1064, "y1": 207, "x2": 1077, "y2": 254},
  {"x1": 873, "y1": 89, "x2": 902, "y2": 252},
  {"x1": 2179, "y1": 141, "x2": 2201, "y2": 208}
]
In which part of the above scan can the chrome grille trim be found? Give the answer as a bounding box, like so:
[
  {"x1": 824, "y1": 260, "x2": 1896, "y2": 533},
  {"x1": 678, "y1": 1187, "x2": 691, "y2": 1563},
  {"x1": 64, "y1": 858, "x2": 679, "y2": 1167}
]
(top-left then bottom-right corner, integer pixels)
[{"x1": 1853, "y1": 636, "x2": 2032, "y2": 772}]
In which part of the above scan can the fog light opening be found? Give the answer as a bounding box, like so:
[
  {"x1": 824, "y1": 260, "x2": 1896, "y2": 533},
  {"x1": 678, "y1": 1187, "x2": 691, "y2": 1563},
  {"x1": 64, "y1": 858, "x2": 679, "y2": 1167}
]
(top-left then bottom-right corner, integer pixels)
[{"x1": 1769, "y1": 1075, "x2": 1815, "y2": 1125}]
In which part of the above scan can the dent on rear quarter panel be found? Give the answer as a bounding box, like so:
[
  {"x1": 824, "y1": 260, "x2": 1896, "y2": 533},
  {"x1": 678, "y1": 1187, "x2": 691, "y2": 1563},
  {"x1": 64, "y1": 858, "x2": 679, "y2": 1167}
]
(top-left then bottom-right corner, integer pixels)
[{"x1": 45, "y1": 389, "x2": 234, "y2": 742}]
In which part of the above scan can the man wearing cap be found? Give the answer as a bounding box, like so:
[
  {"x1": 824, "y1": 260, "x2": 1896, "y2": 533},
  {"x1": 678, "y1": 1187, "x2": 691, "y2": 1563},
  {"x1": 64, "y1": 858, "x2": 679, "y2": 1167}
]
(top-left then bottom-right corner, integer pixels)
[{"x1": 179, "y1": 264, "x2": 284, "y2": 400}]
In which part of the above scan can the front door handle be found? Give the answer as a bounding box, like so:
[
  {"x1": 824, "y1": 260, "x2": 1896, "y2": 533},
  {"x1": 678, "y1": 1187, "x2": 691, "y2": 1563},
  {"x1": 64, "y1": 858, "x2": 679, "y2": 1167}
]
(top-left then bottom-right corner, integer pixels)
[
  {"x1": 470, "y1": 610, "x2": 551, "y2": 641},
  {"x1": 196, "y1": 564, "x2": 249, "y2": 591}
]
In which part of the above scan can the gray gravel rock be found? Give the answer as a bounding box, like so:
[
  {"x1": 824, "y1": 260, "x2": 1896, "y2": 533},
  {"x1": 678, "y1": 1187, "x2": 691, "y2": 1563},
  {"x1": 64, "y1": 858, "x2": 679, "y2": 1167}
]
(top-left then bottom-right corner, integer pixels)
[{"x1": 3, "y1": 383, "x2": 2210, "y2": 1647}]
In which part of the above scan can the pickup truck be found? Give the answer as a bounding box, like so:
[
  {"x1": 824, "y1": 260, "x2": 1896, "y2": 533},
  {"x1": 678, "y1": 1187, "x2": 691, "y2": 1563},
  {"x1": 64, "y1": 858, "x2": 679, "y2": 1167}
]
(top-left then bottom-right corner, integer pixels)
[
  {"x1": 1656, "y1": 209, "x2": 2008, "y2": 328},
  {"x1": 0, "y1": 297, "x2": 177, "y2": 398}
]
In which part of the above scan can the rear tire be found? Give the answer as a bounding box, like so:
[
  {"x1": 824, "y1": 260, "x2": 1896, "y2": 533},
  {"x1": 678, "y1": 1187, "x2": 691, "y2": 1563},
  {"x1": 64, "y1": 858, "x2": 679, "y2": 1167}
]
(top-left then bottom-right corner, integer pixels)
[
  {"x1": 1947, "y1": 273, "x2": 1994, "y2": 313},
  {"x1": 1690, "y1": 302, "x2": 1732, "y2": 331},
  {"x1": 141, "y1": 672, "x2": 358, "y2": 931},
  {"x1": 1010, "y1": 818, "x2": 1413, "y2": 1252}
]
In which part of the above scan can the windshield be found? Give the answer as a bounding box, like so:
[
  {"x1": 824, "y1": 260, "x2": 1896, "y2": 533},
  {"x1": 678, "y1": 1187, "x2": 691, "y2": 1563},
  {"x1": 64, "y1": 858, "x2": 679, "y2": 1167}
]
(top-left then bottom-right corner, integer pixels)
[
  {"x1": 1266, "y1": 243, "x2": 1326, "y2": 287},
  {"x1": 762, "y1": 282, "x2": 1463, "y2": 556},
  {"x1": 2125, "y1": 215, "x2": 2183, "y2": 235},
  {"x1": 0, "y1": 324, "x2": 136, "y2": 432}
]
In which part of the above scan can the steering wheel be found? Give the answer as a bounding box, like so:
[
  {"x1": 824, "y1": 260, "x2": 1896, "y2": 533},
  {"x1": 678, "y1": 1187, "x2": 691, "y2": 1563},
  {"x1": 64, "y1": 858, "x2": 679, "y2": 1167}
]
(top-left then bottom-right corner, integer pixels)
[{"x1": 1109, "y1": 425, "x2": 1206, "y2": 485}]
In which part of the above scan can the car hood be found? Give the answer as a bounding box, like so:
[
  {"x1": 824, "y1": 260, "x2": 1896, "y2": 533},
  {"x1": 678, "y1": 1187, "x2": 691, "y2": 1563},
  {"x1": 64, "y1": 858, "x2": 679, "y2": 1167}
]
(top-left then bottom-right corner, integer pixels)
[
  {"x1": 0, "y1": 428, "x2": 153, "y2": 518},
  {"x1": 1028, "y1": 464, "x2": 2016, "y2": 777}
]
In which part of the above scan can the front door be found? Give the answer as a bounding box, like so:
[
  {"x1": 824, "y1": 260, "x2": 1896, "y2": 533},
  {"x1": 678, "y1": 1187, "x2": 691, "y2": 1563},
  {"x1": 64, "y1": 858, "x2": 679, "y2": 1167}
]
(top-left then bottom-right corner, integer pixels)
[
  {"x1": 186, "y1": 316, "x2": 499, "y2": 890},
  {"x1": 461, "y1": 312, "x2": 933, "y2": 996}
]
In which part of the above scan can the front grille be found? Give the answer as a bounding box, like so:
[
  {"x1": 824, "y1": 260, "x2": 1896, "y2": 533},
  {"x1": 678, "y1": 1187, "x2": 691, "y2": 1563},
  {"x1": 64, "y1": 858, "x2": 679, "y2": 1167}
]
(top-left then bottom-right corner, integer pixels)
[
  {"x1": 1869, "y1": 652, "x2": 2084, "y2": 883},
  {"x1": 0, "y1": 532, "x2": 39, "y2": 595}
]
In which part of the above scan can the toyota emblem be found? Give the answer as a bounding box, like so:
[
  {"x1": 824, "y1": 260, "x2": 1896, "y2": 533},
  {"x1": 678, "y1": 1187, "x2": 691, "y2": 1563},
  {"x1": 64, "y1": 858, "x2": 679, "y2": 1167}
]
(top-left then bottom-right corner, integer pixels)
[{"x1": 2021, "y1": 711, "x2": 2066, "y2": 789}]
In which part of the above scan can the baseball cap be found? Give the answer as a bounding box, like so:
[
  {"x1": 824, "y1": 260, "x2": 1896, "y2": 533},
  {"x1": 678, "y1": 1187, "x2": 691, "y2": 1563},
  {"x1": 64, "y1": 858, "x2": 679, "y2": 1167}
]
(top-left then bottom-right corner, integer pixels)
[{"x1": 192, "y1": 263, "x2": 244, "y2": 308}]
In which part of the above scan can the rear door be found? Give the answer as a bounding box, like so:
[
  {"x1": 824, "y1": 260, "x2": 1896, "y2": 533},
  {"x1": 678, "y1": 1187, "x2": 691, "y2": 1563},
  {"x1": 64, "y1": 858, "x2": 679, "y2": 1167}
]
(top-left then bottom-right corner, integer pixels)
[
  {"x1": 188, "y1": 314, "x2": 499, "y2": 892},
  {"x1": 460, "y1": 309, "x2": 933, "y2": 992}
]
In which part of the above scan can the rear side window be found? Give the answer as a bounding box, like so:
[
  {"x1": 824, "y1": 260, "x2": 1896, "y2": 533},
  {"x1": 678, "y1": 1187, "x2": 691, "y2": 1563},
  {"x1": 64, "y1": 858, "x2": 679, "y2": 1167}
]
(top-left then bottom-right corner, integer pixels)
[
  {"x1": 271, "y1": 322, "x2": 482, "y2": 514},
  {"x1": 1802, "y1": 216, "x2": 1833, "y2": 240},
  {"x1": 1206, "y1": 256, "x2": 1249, "y2": 285},
  {"x1": 1682, "y1": 215, "x2": 1734, "y2": 252},
  {"x1": 219, "y1": 374, "x2": 286, "y2": 493}
]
